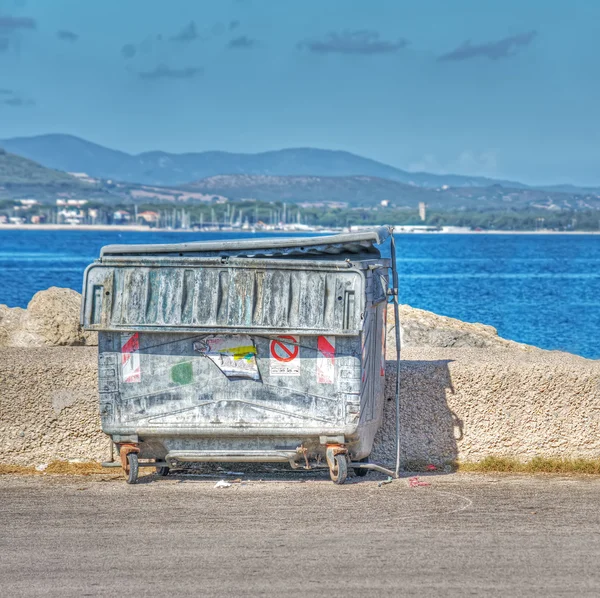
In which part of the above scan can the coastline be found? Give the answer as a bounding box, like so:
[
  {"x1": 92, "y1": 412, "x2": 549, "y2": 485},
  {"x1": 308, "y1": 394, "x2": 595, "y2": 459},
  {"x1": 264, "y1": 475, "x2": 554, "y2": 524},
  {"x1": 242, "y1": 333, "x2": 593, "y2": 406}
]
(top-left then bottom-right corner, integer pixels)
[{"x1": 0, "y1": 224, "x2": 599, "y2": 235}]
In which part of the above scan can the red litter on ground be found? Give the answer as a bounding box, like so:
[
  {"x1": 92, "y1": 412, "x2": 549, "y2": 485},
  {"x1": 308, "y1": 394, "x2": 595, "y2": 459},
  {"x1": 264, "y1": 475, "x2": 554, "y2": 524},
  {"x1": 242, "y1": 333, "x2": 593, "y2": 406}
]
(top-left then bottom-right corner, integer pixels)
[{"x1": 408, "y1": 476, "x2": 431, "y2": 488}]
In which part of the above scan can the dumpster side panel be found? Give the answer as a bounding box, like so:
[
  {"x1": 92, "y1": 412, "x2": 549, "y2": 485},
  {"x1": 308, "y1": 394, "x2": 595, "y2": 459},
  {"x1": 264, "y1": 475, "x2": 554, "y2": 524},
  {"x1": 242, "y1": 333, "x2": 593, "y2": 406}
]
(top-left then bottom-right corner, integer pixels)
[{"x1": 98, "y1": 332, "x2": 363, "y2": 435}]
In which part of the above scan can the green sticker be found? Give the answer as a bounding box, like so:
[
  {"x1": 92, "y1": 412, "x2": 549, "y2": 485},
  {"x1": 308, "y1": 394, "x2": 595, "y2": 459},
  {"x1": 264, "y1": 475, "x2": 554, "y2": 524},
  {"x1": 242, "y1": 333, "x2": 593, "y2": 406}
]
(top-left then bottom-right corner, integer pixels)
[{"x1": 171, "y1": 361, "x2": 193, "y2": 385}]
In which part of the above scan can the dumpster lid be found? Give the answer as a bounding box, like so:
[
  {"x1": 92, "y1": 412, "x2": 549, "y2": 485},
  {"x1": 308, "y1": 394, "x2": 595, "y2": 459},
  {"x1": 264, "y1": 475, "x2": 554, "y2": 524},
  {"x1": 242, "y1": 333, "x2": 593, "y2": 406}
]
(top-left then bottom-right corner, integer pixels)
[{"x1": 100, "y1": 226, "x2": 391, "y2": 258}]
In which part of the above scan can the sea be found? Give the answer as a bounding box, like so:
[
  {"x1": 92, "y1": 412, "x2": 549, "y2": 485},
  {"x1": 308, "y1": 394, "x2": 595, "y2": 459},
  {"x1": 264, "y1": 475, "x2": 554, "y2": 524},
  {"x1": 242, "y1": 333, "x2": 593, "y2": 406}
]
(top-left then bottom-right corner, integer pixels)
[{"x1": 0, "y1": 229, "x2": 598, "y2": 359}]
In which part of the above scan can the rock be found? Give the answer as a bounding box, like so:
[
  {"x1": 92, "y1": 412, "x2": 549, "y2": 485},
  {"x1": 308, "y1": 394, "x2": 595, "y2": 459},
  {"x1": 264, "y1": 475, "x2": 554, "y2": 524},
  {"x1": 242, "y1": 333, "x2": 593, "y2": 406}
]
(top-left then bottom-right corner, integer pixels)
[
  {"x1": 386, "y1": 304, "x2": 534, "y2": 356},
  {"x1": 0, "y1": 288, "x2": 97, "y2": 348},
  {"x1": 0, "y1": 304, "x2": 26, "y2": 347}
]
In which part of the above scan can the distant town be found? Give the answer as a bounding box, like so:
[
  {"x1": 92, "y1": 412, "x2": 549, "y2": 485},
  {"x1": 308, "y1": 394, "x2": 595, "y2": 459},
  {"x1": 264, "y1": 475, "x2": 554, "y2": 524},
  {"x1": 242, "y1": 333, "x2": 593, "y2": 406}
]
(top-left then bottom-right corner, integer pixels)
[{"x1": 1, "y1": 195, "x2": 598, "y2": 234}]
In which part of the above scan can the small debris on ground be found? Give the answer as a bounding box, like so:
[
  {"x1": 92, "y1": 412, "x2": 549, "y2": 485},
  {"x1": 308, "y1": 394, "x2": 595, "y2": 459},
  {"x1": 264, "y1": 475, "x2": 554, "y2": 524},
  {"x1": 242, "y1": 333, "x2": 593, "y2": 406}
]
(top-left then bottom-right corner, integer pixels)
[
  {"x1": 408, "y1": 476, "x2": 431, "y2": 488},
  {"x1": 35, "y1": 464, "x2": 48, "y2": 472},
  {"x1": 214, "y1": 480, "x2": 233, "y2": 488},
  {"x1": 378, "y1": 476, "x2": 394, "y2": 487}
]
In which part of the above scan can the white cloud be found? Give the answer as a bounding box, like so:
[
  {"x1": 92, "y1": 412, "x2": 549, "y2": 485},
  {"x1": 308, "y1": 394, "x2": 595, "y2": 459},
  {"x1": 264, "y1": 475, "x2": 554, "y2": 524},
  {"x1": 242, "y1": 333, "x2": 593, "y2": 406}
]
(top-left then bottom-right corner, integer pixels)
[{"x1": 408, "y1": 150, "x2": 499, "y2": 177}]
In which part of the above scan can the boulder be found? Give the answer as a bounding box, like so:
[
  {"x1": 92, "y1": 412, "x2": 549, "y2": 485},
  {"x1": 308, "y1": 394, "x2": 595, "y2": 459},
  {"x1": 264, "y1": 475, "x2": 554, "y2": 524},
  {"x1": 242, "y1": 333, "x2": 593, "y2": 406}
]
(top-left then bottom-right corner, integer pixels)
[
  {"x1": 0, "y1": 288, "x2": 97, "y2": 348},
  {"x1": 386, "y1": 304, "x2": 535, "y2": 356}
]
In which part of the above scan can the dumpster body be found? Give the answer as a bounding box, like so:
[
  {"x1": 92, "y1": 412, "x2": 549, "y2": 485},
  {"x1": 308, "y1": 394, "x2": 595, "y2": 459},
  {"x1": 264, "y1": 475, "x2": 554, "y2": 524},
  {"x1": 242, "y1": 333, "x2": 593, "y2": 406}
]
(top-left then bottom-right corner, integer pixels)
[{"x1": 81, "y1": 228, "x2": 390, "y2": 483}]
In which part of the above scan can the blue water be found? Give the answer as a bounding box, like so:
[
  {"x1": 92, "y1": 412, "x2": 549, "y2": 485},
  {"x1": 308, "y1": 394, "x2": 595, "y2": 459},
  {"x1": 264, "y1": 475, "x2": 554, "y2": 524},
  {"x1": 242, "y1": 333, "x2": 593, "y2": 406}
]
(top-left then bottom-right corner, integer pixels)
[{"x1": 0, "y1": 230, "x2": 598, "y2": 359}]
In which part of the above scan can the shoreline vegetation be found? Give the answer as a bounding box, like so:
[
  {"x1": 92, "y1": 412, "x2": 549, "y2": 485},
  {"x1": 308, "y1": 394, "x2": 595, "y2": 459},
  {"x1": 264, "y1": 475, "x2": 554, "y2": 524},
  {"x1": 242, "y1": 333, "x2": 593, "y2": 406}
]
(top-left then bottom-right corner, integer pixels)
[{"x1": 1, "y1": 223, "x2": 599, "y2": 234}]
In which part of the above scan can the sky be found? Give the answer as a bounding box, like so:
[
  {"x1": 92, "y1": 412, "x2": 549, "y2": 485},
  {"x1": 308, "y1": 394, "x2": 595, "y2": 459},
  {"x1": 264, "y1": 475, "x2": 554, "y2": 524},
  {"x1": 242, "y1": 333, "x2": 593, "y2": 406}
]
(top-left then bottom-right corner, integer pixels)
[{"x1": 0, "y1": 0, "x2": 599, "y2": 186}]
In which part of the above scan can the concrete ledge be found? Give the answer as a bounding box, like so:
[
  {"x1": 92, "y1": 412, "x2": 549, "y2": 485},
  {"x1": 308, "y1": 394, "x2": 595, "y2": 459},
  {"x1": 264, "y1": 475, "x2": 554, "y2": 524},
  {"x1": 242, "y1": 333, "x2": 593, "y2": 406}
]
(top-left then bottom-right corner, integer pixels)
[
  {"x1": 1, "y1": 345, "x2": 598, "y2": 467},
  {"x1": 0, "y1": 347, "x2": 107, "y2": 466},
  {"x1": 374, "y1": 347, "x2": 600, "y2": 466}
]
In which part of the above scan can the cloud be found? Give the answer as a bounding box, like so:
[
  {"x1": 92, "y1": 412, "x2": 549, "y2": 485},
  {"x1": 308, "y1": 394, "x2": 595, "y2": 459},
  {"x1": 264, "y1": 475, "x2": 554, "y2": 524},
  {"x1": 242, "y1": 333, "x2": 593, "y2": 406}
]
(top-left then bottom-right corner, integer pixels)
[
  {"x1": 0, "y1": 37, "x2": 9, "y2": 52},
  {"x1": 57, "y1": 30, "x2": 79, "y2": 42},
  {"x1": 121, "y1": 43, "x2": 136, "y2": 59},
  {"x1": 408, "y1": 150, "x2": 499, "y2": 176},
  {"x1": 438, "y1": 30, "x2": 537, "y2": 61},
  {"x1": 0, "y1": 15, "x2": 36, "y2": 31},
  {"x1": 229, "y1": 20, "x2": 240, "y2": 31},
  {"x1": 0, "y1": 88, "x2": 14, "y2": 94},
  {"x1": 3, "y1": 96, "x2": 35, "y2": 107},
  {"x1": 138, "y1": 64, "x2": 203, "y2": 80},
  {"x1": 299, "y1": 30, "x2": 409, "y2": 55},
  {"x1": 228, "y1": 35, "x2": 257, "y2": 49},
  {"x1": 170, "y1": 21, "x2": 198, "y2": 42}
]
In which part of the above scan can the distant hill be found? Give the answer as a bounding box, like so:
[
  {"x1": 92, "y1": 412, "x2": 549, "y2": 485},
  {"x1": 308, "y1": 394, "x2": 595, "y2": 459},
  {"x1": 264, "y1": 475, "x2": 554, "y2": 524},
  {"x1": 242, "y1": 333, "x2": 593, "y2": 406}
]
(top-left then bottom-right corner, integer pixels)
[
  {"x1": 0, "y1": 148, "x2": 80, "y2": 186},
  {"x1": 0, "y1": 148, "x2": 124, "y2": 202},
  {"x1": 1, "y1": 145, "x2": 599, "y2": 212},
  {"x1": 0, "y1": 133, "x2": 526, "y2": 189},
  {"x1": 187, "y1": 174, "x2": 600, "y2": 210}
]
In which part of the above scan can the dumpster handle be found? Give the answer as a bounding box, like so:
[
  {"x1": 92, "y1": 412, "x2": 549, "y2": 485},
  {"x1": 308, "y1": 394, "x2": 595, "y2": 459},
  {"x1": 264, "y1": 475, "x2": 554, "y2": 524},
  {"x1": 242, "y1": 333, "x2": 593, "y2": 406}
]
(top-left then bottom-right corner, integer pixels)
[{"x1": 390, "y1": 228, "x2": 402, "y2": 478}]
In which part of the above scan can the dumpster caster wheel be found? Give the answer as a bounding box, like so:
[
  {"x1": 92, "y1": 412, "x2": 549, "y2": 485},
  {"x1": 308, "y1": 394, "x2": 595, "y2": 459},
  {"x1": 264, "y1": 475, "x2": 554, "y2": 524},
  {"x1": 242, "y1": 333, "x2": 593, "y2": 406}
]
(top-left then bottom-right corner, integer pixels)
[
  {"x1": 156, "y1": 466, "x2": 170, "y2": 476},
  {"x1": 354, "y1": 458, "x2": 370, "y2": 477},
  {"x1": 125, "y1": 453, "x2": 139, "y2": 485},
  {"x1": 329, "y1": 455, "x2": 348, "y2": 485}
]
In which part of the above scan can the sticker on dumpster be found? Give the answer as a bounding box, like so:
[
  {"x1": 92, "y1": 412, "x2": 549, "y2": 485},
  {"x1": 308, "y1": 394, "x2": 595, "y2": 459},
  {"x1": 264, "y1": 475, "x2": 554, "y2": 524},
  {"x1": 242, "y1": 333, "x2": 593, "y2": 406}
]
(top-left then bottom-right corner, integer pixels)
[
  {"x1": 193, "y1": 335, "x2": 260, "y2": 381},
  {"x1": 269, "y1": 335, "x2": 300, "y2": 376},
  {"x1": 317, "y1": 336, "x2": 335, "y2": 384},
  {"x1": 121, "y1": 332, "x2": 141, "y2": 383}
]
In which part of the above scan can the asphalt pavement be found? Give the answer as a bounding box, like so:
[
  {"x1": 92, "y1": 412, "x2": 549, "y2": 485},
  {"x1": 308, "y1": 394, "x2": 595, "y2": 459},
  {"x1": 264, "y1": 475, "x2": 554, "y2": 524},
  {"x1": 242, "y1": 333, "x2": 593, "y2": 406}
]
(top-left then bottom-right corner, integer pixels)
[{"x1": 1, "y1": 470, "x2": 599, "y2": 597}]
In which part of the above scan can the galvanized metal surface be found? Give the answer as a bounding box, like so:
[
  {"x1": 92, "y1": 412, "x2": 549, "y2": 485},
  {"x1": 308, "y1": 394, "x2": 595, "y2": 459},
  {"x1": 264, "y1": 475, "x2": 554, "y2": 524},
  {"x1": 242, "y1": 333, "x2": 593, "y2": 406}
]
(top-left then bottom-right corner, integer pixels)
[
  {"x1": 82, "y1": 259, "x2": 385, "y2": 335},
  {"x1": 100, "y1": 227, "x2": 391, "y2": 258},
  {"x1": 83, "y1": 228, "x2": 391, "y2": 471}
]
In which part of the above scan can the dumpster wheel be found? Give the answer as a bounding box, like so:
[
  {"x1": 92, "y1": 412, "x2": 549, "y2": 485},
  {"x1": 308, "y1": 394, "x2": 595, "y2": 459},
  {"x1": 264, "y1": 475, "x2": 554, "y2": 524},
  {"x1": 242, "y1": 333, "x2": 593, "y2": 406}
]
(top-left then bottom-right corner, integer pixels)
[
  {"x1": 156, "y1": 465, "x2": 170, "y2": 477},
  {"x1": 329, "y1": 455, "x2": 348, "y2": 485},
  {"x1": 125, "y1": 453, "x2": 139, "y2": 485}
]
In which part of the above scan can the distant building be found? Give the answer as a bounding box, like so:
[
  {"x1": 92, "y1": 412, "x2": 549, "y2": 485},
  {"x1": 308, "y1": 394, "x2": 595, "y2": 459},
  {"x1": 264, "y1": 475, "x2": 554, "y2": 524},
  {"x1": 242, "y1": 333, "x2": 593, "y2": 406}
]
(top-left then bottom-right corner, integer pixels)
[
  {"x1": 418, "y1": 202, "x2": 427, "y2": 221},
  {"x1": 68, "y1": 172, "x2": 97, "y2": 184},
  {"x1": 137, "y1": 211, "x2": 159, "y2": 225},
  {"x1": 56, "y1": 199, "x2": 88, "y2": 207},
  {"x1": 18, "y1": 199, "x2": 39, "y2": 208},
  {"x1": 113, "y1": 210, "x2": 131, "y2": 223},
  {"x1": 380, "y1": 199, "x2": 390, "y2": 207},
  {"x1": 58, "y1": 208, "x2": 85, "y2": 225}
]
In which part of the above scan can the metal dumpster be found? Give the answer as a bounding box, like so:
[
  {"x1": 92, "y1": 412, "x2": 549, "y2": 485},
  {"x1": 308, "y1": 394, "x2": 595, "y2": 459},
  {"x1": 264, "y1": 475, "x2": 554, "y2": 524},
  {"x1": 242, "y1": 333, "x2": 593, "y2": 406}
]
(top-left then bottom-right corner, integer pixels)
[{"x1": 81, "y1": 227, "x2": 394, "y2": 484}]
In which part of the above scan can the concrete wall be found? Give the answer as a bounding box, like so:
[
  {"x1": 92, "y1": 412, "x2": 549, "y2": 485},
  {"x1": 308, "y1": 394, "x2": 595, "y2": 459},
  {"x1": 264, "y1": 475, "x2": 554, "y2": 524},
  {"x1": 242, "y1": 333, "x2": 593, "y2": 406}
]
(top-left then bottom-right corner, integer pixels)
[
  {"x1": 0, "y1": 347, "x2": 108, "y2": 466},
  {"x1": 1, "y1": 344, "x2": 598, "y2": 467},
  {"x1": 373, "y1": 347, "x2": 600, "y2": 466}
]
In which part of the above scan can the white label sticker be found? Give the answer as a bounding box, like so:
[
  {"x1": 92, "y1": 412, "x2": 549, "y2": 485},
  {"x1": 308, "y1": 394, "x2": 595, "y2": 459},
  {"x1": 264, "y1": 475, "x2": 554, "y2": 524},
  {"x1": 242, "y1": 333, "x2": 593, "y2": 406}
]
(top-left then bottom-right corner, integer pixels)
[
  {"x1": 193, "y1": 335, "x2": 260, "y2": 381},
  {"x1": 317, "y1": 335, "x2": 335, "y2": 384},
  {"x1": 121, "y1": 332, "x2": 141, "y2": 383},
  {"x1": 269, "y1": 335, "x2": 300, "y2": 377}
]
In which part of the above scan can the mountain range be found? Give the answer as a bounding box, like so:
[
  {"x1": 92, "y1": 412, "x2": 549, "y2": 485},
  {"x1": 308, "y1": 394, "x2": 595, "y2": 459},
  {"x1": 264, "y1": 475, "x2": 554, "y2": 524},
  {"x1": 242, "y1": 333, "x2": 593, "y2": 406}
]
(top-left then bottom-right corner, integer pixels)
[
  {"x1": 1, "y1": 135, "x2": 599, "y2": 212},
  {"x1": 0, "y1": 133, "x2": 526, "y2": 189}
]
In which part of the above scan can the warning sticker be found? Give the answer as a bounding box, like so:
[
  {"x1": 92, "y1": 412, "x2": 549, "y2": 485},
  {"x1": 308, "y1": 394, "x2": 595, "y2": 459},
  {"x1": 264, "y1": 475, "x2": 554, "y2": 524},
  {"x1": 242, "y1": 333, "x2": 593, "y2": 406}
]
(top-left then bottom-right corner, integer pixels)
[
  {"x1": 269, "y1": 335, "x2": 300, "y2": 377},
  {"x1": 317, "y1": 335, "x2": 335, "y2": 384},
  {"x1": 121, "y1": 332, "x2": 141, "y2": 383},
  {"x1": 193, "y1": 335, "x2": 260, "y2": 381}
]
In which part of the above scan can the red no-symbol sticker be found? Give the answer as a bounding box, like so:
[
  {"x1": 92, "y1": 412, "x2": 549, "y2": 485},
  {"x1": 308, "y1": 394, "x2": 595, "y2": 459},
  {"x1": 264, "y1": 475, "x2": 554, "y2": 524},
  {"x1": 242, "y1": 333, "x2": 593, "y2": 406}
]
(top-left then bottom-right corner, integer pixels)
[
  {"x1": 269, "y1": 335, "x2": 300, "y2": 376},
  {"x1": 270, "y1": 336, "x2": 299, "y2": 362}
]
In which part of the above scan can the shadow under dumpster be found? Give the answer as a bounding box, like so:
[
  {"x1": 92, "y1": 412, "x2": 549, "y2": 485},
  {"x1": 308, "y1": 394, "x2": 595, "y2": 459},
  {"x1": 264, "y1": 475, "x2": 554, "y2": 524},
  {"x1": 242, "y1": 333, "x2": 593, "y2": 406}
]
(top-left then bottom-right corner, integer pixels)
[
  {"x1": 120, "y1": 358, "x2": 459, "y2": 485},
  {"x1": 370, "y1": 359, "x2": 460, "y2": 470}
]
